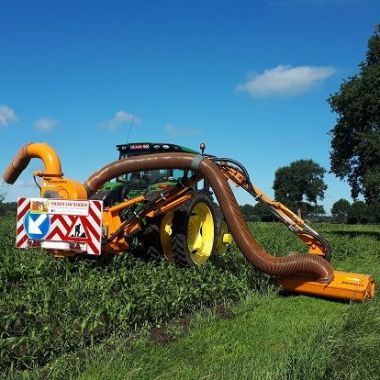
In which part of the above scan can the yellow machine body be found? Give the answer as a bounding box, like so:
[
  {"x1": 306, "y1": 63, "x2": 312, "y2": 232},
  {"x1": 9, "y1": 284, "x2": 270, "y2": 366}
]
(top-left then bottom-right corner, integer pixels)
[{"x1": 40, "y1": 178, "x2": 88, "y2": 200}]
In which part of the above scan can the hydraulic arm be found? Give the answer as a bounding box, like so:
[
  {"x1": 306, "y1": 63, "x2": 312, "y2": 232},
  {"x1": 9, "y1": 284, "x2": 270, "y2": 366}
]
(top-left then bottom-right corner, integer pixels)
[{"x1": 216, "y1": 159, "x2": 331, "y2": 260}]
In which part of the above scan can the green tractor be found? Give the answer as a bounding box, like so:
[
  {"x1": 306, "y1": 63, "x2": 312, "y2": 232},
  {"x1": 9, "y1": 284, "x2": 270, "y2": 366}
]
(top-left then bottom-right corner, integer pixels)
[{"x1": 91, "y1": 142, "x2": 232, "y2": 267}]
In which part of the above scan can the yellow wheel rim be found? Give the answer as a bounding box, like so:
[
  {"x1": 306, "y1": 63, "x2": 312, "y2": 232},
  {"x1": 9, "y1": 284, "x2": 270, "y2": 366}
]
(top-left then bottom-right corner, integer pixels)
[
  {"x1": 187, "y1": 202, "x2": 214, "y2": 265},
  {"x1": 160, "y1": 212, "x2": 173, "y2": 261},
  {"x1": 216, "y1": 220, "x2": 232, "y2": 255}
]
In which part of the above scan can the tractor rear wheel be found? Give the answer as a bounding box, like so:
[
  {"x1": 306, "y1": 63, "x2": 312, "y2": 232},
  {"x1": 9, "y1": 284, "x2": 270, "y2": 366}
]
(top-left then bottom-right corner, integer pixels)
[
  {"x1": 171, "y1": 193, "x2": 216, "y2": 267},
  {"x1": 140, "y1": 218, "x2": 165, "y2": 262}
]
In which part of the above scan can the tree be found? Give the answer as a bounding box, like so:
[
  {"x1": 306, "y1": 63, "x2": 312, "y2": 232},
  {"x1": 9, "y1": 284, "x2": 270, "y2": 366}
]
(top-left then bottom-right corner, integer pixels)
[
  {"x1": 0, "y1": 190, "x2": 4, "y2": 213},
  {"x1": 0, "y1": 191, "x2": 5, "y2": 216},
  {"x1": 368, "y1": 203, "x2": 380, "y2": 223},
  {"x1": 253, "y1": 202, "x2": 275, "y2": 222},
  {"x1": 239, "y1": 203, "x2": 275, "y2": 222},
  {"x1": 0, "y1": 189, "x2": 17, "y2": 217},
  {"x1": 240, "y1": 204, "x2": 259, "y2": 222},
  {"x1": 273, "y1": 159, "x2": 327, "y2": 218},
  {"x1": 0, "y1": 202, "x2": 17, "y2": 217},
  {"x1": 331, "y1": 198, "x2": 351, "y2": 223},
  {"x1": 328, "y1": 24, "x2": 380, "y2": 204},
  {"x1": 307, "y1": 205, "x2": 326, "y2": 222},
  {"x1": 347, "y1": 201, "x2": 369, "y2": 224}
]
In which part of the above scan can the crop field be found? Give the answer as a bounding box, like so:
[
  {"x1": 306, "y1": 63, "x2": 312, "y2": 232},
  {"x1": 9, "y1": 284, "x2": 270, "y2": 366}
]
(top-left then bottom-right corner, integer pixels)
[{"x1": 1, "y1": 216, "x2": 379, "y2": 379}]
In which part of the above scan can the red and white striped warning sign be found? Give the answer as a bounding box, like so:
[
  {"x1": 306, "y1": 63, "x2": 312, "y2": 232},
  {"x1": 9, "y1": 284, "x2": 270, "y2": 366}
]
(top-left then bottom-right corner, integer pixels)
[
  {"x1": 16, "y1": 198, "x2": 103, "y2": 255},
  {"x1": 16, "y1": 197, "x2": 31, "y2": 249}
]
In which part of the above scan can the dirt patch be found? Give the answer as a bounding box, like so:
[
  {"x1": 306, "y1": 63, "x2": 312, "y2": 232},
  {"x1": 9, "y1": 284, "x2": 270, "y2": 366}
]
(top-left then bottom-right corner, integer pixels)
[
  {"x1": 150, "y1": 327, "x2": 172, "y2": 344},
  {"x1": 176, "y1": 315, "x2": 192, "y2": 329},
  {"x1": 150, "y1": 305, "x2": 235, "y2": 345},
  {"x1": 213, "y1": 305, "x2": 235, "y2": 320}
]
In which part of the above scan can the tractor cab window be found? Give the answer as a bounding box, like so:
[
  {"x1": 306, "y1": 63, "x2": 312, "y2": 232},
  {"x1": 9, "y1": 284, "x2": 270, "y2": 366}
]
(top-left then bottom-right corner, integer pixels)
[
  {"x1": 116, "y1": 150, "x2": 193, "y2": 187},
  {"x1": 119, "y1": 168, "x2": 185, "y2": 187}
]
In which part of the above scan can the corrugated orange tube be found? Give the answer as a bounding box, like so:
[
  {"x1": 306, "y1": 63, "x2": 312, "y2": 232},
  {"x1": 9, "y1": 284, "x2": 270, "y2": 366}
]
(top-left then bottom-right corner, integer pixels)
[{"x1": 3, "y1": 143, "x2": 63, "y2": 184}]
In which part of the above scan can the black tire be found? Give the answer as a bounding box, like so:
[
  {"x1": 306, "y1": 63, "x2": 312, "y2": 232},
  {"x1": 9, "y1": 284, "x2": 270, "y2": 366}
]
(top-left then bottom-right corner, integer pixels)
[
  {"x1": 140, "y1": 219, "x2": 165, "y2": 262},
  {"x1": 213, "y1": 206, "x2": 231, "y2": 256},
  {"x1": 171, "y1": 192, "x2": 217, "y2": 268}
]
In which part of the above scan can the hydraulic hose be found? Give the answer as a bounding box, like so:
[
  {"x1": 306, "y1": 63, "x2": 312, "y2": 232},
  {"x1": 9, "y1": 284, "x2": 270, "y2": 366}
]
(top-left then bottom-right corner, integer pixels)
[
  {"x1": 84, "y1": 153, "x2": 334, "y2": 282},
  {"x1": 3, "y1": 143, "x2": 63, "y2": 184}
]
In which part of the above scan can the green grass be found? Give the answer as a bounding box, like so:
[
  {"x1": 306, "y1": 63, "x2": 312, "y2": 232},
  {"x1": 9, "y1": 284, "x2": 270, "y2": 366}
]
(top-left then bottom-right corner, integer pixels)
[
  {"x1": 0, "y1": 216, "x2": 271, "y2": 376},
  {"x1": 77, "y1": 295, "x2": 344, "y2": 380},
  {"x1": 1, "y1": 219, "x2": 379, "y2": 379}
]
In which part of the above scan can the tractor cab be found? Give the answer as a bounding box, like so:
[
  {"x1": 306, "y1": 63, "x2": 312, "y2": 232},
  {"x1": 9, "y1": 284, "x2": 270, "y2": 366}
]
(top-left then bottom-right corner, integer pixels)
[
  {"x1": 92, "y1": 143, "x2": 199, "y2": 207},
  {"x1": 116, "y1": 142, "x2": 198, "y2": 189}
]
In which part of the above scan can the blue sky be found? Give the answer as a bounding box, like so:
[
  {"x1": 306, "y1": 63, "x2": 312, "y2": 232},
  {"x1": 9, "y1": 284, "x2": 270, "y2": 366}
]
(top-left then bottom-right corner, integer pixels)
[{"x1": 0, "y1": 0, "x2": 379, "y2": 213}]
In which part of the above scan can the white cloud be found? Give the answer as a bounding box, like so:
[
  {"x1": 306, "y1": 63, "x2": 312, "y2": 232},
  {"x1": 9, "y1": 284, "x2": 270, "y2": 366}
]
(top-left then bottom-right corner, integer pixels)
[
  {"x1": 0, "y1": 105, "x2": 18, "y2": 127},
  {"x1": 164, "y1": 124, "x2": 201, "y2": 137},
  {"x1": 34, "y1": 117, "x2": 59, "y2": 132},
  {"x1": 99, "y1": 110, "x2": 141, "y2": 131},
  {"x1": 236, "y1": 65, "x2": 335, "y2": 97}
]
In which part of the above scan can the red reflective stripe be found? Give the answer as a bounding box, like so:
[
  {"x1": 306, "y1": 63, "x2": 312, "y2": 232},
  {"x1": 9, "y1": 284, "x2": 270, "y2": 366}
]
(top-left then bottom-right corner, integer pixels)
[
  {"x1": 93, "y1": 201, "x2": 102, "y2": 213},
  {"x1": 59, "y1": 215, "x2": 73, "y2": 231},
  {"x1": 17, "y1": 198, "x2": 26, "y2": 207},
  {"x1": 89, "y1": 206, "x2": 101, "y2": 226},
  {"x1": 17, "y1": 202, "x2": 29, "y2": 221},
  {"x1": 16, "y1": 234, "x2": 28, "y2": 248},
  {"x1": 17, "y1": 224, "x2": 25, "y2": 235},
  {"x1": 46, "y1": 226, "x2": 66, "y2": 240},
  {"x1": 82, "y1": 217, "x2": 100, "y2": 241},
  {"x1": 86, "y1": 233, "x2": 101, "y2": 255}
]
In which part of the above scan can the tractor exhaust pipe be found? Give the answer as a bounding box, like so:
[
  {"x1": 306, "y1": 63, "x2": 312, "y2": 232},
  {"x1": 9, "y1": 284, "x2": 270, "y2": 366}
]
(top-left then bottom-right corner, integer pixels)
[{"x1": 3, "y1": 143, "x2": 63, "y2": 184}]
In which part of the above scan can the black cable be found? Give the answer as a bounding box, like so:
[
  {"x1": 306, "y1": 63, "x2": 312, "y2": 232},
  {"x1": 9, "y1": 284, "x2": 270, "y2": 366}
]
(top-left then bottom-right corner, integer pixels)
[
  {"x1": 211, "y1": 157, "x2": 251, "y2": 182},
  {"x1": 33, "y1": 174, "x2": 42, "y2": 191}
]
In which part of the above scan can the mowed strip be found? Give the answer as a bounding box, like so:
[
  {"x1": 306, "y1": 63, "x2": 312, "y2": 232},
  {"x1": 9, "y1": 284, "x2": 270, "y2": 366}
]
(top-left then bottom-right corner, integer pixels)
[{"x1": 78, "y1": 294, "x2": 346, "y2": 380}]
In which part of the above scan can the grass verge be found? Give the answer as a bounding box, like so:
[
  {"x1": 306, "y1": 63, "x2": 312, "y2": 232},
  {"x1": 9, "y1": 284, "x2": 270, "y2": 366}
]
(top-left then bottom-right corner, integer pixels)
[{"x1": 5, "y1": 223, "x2": 378, "y2": 379}]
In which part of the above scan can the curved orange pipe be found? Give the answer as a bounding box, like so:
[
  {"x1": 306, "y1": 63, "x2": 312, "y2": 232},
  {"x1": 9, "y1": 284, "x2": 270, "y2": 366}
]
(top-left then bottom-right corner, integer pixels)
[{"x1": 3, "y1": 143, "x2": 63, "y2": 184}]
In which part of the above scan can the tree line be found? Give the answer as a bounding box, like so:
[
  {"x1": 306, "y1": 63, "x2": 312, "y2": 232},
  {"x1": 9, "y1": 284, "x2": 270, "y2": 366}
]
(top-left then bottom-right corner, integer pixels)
[
  {"x1": 331, "y1": 199, "x2": 380, "y2": 224},
  {"x1": 240, "y1": 199, "x2": 380, "y2": 224},
  {"x1": 0, "y1": 202, "x2": 17, "y2": 217},
  {"x1": 0, "y1": 192, "x2": 16, "y2": 217}
]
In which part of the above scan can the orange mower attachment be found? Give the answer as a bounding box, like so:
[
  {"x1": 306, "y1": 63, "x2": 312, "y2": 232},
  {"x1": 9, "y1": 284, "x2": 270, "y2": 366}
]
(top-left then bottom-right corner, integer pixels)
[{"x1": 280, "y1": 271, "x2": 375, "y2": 301}]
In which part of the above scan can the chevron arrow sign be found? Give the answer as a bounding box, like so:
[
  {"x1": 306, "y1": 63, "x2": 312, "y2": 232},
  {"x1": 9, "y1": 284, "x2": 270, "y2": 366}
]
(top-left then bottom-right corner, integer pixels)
[{"x1": 16, "y1": 198, "x2": 103, "y2": 255}]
